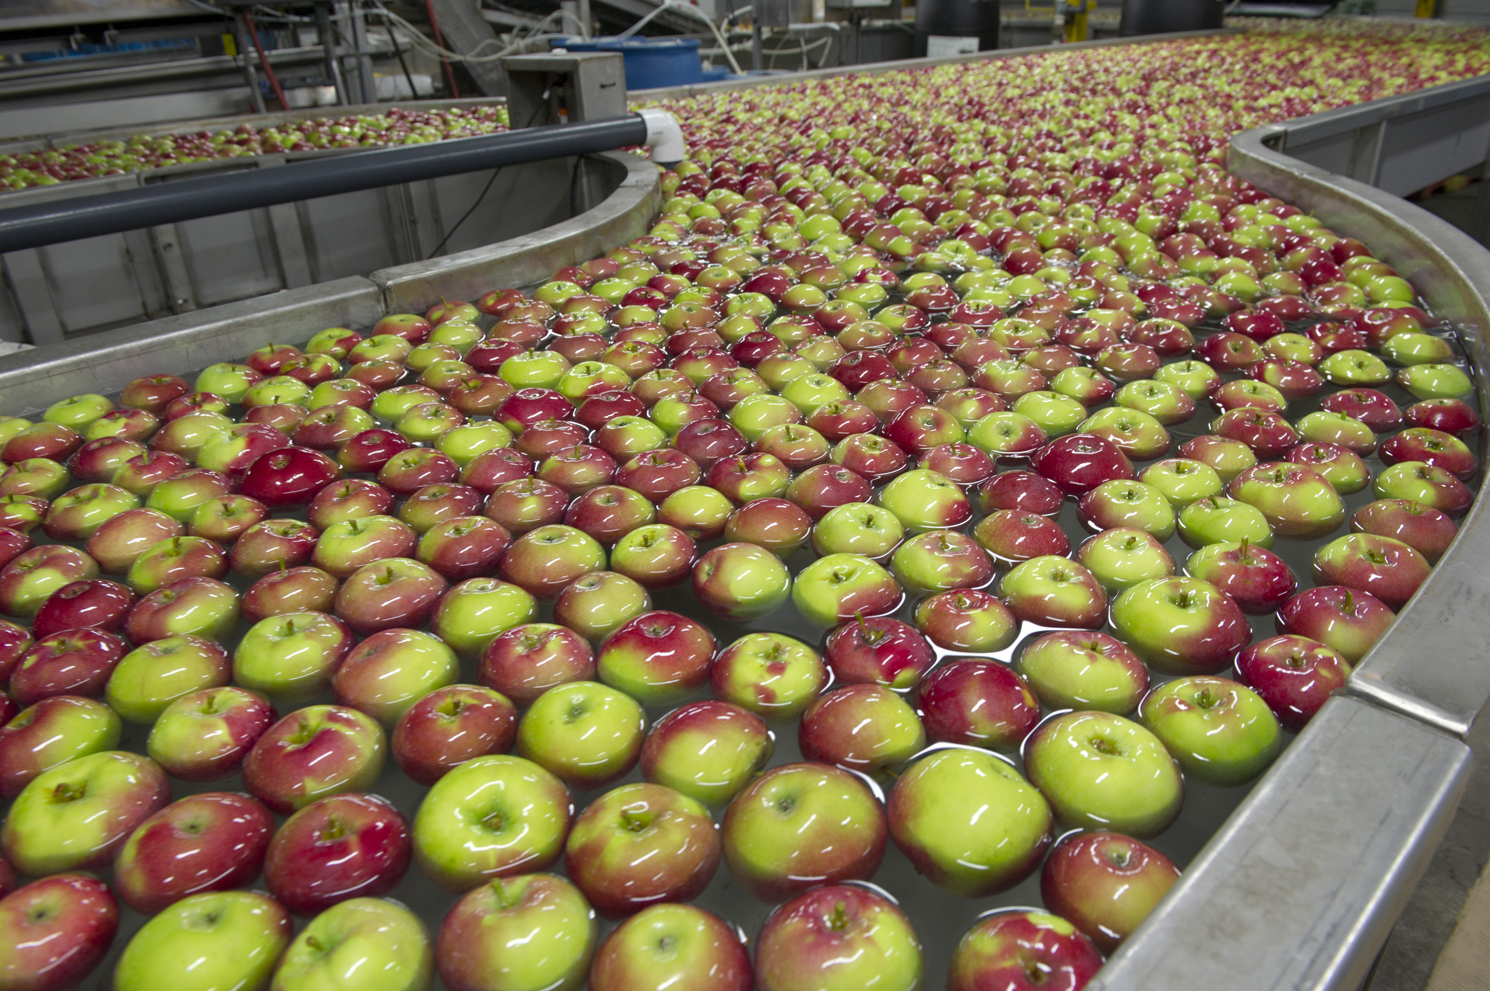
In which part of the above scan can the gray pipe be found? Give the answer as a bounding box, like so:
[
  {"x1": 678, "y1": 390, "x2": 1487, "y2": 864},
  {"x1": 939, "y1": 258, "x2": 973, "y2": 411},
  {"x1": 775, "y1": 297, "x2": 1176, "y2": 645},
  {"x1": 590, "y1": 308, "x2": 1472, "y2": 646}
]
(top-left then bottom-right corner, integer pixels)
[{"x1": 0, "y1": 114, "x2": 651, "y2": 254}]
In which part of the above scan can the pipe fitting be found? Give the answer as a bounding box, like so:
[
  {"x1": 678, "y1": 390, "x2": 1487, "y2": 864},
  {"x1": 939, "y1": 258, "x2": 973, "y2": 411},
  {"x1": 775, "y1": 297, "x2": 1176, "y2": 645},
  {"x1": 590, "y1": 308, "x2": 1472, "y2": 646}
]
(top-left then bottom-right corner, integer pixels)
[{"x1": 637, "y1": 109, "x2": 685, "y2": 167}]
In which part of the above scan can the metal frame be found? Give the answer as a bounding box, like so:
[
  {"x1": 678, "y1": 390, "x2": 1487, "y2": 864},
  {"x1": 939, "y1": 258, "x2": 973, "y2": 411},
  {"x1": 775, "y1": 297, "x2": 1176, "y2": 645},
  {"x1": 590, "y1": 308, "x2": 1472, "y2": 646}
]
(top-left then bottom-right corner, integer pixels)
[{"x1": 0, "y1": 37, "x2": 1486, "y2": 991}]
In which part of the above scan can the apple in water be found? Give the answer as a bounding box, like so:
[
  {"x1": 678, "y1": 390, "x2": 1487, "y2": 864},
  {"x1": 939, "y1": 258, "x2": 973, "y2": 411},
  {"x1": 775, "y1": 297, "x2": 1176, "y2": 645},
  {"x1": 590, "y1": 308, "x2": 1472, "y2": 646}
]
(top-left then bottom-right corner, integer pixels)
[
  {"x1": 0, "y1": 874, "x2": 118, "y2": 991},
  {"x1": 947, "y1": 910, "x2": 1103, "y2": 991},
  {"x1": 436, "y1": 873, "x2": 597, "y2": 991},
  {"x1": 0, "y1": 694, "x2": 121, "y2": 799},
  {"x1": 146, "y1": 685, "x2": 276, "y2": 781},
  {"x1": 888, "y1": 747, "x2": 1052, "y2": 896},
  {"x1": 1236, "y1": 634, "x2": 1353, "y2": 732},
  {"x1": 721, "y1": 762, "x2": 886, "y2": 903},
  {"x1": 825, "y1": 615, "x2": 935, "y2": 690},
  {"x1": 1, "y1": 749, "x2": 170, "y2": 876},
  {"x1": 913, "y1": 588, "x2": 1019, "y2": 653},
  {"x1": 1139, "y1": 675, "x2": 1282, "y2": 786},
  {"x1": 30, "y1": 577, "x2": 134, "y2": 639},
  {"x1": 1351, "y1": 498, "x2": 1457, "y2": 563},
  {"x1": 105, "y1": 634, "x2": 231, "y2": 724},
  {"x1": 1275, "y1": 585, "x2": 1395, "y2": 663},
  {"x1": 332, "y1": 627, "x2": 460, "y2": 726},
  {"x1": 392, "y1": 684, "x2": 518, "y2": 785},
  {"x1": 124, "y1": 576, "x2": 240, "y2": 644},
  {"x1": 0, "y1": 545, "x2": 100, "y2": 618},
  {"x1": 1184, "y1": 539, "x2": 1297, "y2": 614},
  {"x1": 264, "y1": 792, "x2": 411, "y2": 915},
  {"x1": 333, "y1": 558, "x2": 448, "y2": 636},
  {"x1": 553, "y1": 571, "x2": 652, "y2": 644},
  {"x1": 709, "y1": 631, "x2": 828, "y2": 723},
  {"x1": 1041, "y1": 830, "x2": 1181, "y2": 953},
  {"x1": 791, "y1": 553, "x2": 903, "y2": 627},
  {"x1": 597, "y1": 610, "x2": 716, "y2": 708},
  {"x1": 272, "y1": 897, "x2": 433, "y2": 991},
  {"x1": 639, "y1": 699, "x2": 774, "y2": 808},
  {"x1": 564, "y1": 781, "x2": 720, "y2": 917},
  {"x1": 241, "y1": 565, "x2": 339, "y2": 622},
  {"x1": 1109, "y1": 575, "x2": 1251, "y2": 675},
  {"x1": 915, "y1": 659, "x2": 1041, "y2": 751},
  {"x1": 516, "y1": 680, "x2": 647, "y2": 789},
  {"x1": 480, "y1": 623, "x2": 596, "y2": 705},
  {"x1": 114, "y1": 791, "x2": 275, "y2": 914},
  {"x1": 113, "y1": 890, "x2": 292, "y2": 991},
  {"x1": 413, "y1": 755, "x2": 574, "y2": 891},
  {"x1": 1311, "y1": 532, "x2": 1431, "y2": 611},
  {"x1": 242, "y1": 704, "x2": 386, "y2": 815},
  {"x1": 589, "y1": 902, "x2": 751, "y2": 991},
  {"x1": 1024, "y1": 710, "x2": 1184, "y2": 838},
  {"x1": 233, "y1": 611, "x2": 355, "y2": 701},
  {"x1": 9, "y1": 628, "x2": 129, "y2": 706},
  {"x1": 998, "y1": 555, "x2": 1108, "y2": 629},
  {"x1": 798, "y1": 684, "x2": 926, "y2": 776},
  {"x1": 692, "y1": 541, "x2": 793, "y2": 621},
  {"x1": 1016, "y1": 630, "x2": 1150, "y2": 715},
  {"x1": 753, "y1": 884, "x2": 922, "y2": 991}
]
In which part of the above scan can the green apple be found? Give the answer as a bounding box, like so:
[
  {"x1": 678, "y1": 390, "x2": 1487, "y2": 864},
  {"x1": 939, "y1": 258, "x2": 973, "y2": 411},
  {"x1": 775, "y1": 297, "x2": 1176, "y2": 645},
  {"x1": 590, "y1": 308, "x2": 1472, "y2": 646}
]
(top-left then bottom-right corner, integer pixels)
[
  {"x1": 105, "y1": 635, "x2": 230, "y2": 724},
  {"x1": 515, "y1": 681, "x2": 646, "y2": 789},
  {"x1": 1074, "y1": 527, "x2": 1175, "y2": 594},
  {"x1": 710, "y1": 632, "x2": 828, "y2": 722},
  {"x1": 1153, "y1": 359, "x2": 1220, "y2": 399},
  {"x1": 117, "y1": 891, "x2": 292, "y2": 991},
  {"x1": 1011, "y1": 391, "x2": 1087, "y2": 437},
  {"x1": 1139, "y1": 676, "x2": 1281, "y2": 786},
  {"x1": 413, "y1": 755, "x2": 574, "y2": 891},
  {"x1": 1319, "y1": 349, "x2": 1391, "y2": 386},
  {"x1": 1177, "y1": 495, "x2": 1274, "y2": 548},
  {"x1": 887, "y1": 747, "x2": 1053, "y2": 896},
  {"x1": 790, "y1": 553, "x2": 903, "y2": 627},
  {"x1": 1024, "y1": 711, "x2": 1184, "y2": 838},
  {"x1": 875, "y1": 468, "x2": 972, "y2": 534},
  {"x1": 272, "y1": 897, "x2": 432, "y2": 991},
  {"x1": 1398, "y1": 362, "x2": 1474, "y2": 400},
  {"x1": 431, "y1": 578, "x2": 537, "y2": 658},
  {"x1": 435, "y1": 873, "x2": 596, "y2": 991},
  {"x1": 1016, "y1": 630, "x2": 1151, "y2": 715},
  {"x1": 1139, "y1": 458, "x2": 1223, "y2": 508}
]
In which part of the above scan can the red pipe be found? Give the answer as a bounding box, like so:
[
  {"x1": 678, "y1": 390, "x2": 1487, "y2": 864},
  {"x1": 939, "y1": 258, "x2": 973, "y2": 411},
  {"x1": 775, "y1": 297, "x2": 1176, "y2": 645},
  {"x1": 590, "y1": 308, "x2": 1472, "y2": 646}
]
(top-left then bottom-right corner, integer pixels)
[{"x1": 243, "y1": 13, "x2": 291, "y2": 111}]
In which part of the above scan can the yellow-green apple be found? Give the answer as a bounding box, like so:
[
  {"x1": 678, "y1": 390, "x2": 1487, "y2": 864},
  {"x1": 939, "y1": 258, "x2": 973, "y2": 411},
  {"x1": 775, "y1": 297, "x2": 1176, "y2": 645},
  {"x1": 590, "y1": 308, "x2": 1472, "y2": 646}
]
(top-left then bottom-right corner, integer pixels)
[
  {"x1": 264, "y1": 792, "x2": 410, "y2": 915},
  {"x1": 233, "y1": 610, "x2": 355, "y2": 701},
  {"x1": 147, "y1": 685, "x2": 275, "y2": 781},
  {"x1": 947, "y1": 910, "x2": 1102, "y2": 991},
  {"x1": 271, "y1": 897, "x2": 432, "y2": 991},
  {"x1": 889, "y1": 529, "x2": 994, "y2": 597},
  {"x1": 915, "y1": 659, "x2": 1041, "y2": 750},
  {"x1": 480, "y1": 623, "x2": 596, "y2": 705},
  {"x1": 810, "y1": 501, "x2": 905, "y2": 562},
  {"x1": 1236, "y1": 634, "x2": 1353, "y2": 732},
  {"x1": 0, "y1": 545, "x2": 100, "y2": 618},
  {"x1": 1040, "y1": 830, "x2": 1180, "y2": 953},
  {"x1": 436, "y1": 873, "x2": 596, "y2": 991},
  {"x1": 1024, "y1": 711, "x2": 1184, "y2": 838},
  {"x1": 997, "y1": 556, "x2": 1107, "y2": 629},
  {"x1": 1372, "y1": 460, "x2": 1474, "y2": 515},
  {"x1": 124, "y1": 576, "x2": 240, "y2": 643},
  {"x1": 1075, "y1": 527, "x2": 1175, "y2": 594},
  {"x1": 414, "y1": 753, "x2": 574, "y2": 891},
  {"x1": 798, "y1": 684, "x2": 925, "y2": 775},
  {"x1": 0, "y1": 874, "x2": 118, "y2": 991},
  {"x1": 1276, "y1": 586, "x2": 1396, "y2": 663},
  {"x1": 709, "y1": 632, "x2": 828, "y2": 723},
  {"x1": 1, "y1": 750, "x2": 169, "y2": 875},
  {"x1": 875, "y1": 468, "x2": 972, "y2": 533},
  {"x1": 393, "y1": 684, "x2": 518, "y2": 786},
  {"x1": 791, "y1": 553, "x2": 902, "y2": 627},
  {"x1": 913, "y1": 588, "x2": 1019, "y2": 653},
  {"x1": 1138, "y1": 675, "x2": 1280, "y2": 786},
  {"x1": 1311, "y1": 532, "x2": 1430, "y2": 610},
  {"x1": 242, "y1": 705, "x2": 386, "y2": 815},
  {"x1": 1109, "y1": 576, "x2": 1251, "y2": 674},
  {"x1": 588, "y1": 903, "x2": 751, "y2": 991},
  {"x1": 1016, "y1": 631, "x2": 1149, "y2": 715},
  {"x1": 105, "y1": 634, "x2": 230, "y2": 723},
  {"x1": 888, "y1": 747, "x2": 1051, "y2": 896},
  {"x1": 332, "y1": 627, "x2": 459, "y2": 726},
  {"x1": 825, "y1": 615, "x2": 934, "y2": 690},
  {"x1": 553, "y1": 572, "x2": 651, "y2": 644},
  {"x1": 1227, "y1": 462, "x2": 1344, "y2": 539},
  {"x1": 113, "y1": 890, "x2": 292, "y2": 991},
  {"x1": 0, "y1": 695, "x2": 120, "y2": 798},
  {"x1": 1177, "y1": 495, "x2": 1274, "y2": 548},
  {"x1": 312, "y1": 516, "x2": 418, "y2": 579},
  {"x1": 692, "y1": 542, "x2": 792, "y2": 621},
  {"x1": 1178, "y1": 434, "x2": 1258, "y2": 484},
  {"x1": 597, "y1": 610, "x2": 715, "y2": 707},
  {"x1": 516, "y1": 681, "x2": 647, "y2": 789},
  {"x1": 42, "y1": 483, "x2": 139, "y2": 542},
  {"x1": 639, "y1": 700, "x2": 773, "y2": 808},
  {"x1": 753, "y1": 884, "x2": 922, "y2": 991},
  {"x1": 564, "y1": 782, "x2": 720, "y2": 916},
  {"x1": 113, "y1": 791, "x2": 274, "y2": 914},
  {"x1": 1139, "y1": 457, "x2": 1224, "y2": 508},
  {"x1": 1183, "y1": 539, "x2": 1297, "y2": 614},
  {"x1": 721, "y1": 762, "x2": 886, "y2": 902}
]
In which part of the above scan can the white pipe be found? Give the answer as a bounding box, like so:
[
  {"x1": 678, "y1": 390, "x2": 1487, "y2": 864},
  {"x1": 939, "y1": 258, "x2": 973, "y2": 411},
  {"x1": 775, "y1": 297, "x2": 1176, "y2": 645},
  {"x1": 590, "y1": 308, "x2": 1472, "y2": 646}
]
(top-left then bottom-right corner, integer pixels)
[{"x1": 638, "y1": 109, "x2": 685, "y2": 166}]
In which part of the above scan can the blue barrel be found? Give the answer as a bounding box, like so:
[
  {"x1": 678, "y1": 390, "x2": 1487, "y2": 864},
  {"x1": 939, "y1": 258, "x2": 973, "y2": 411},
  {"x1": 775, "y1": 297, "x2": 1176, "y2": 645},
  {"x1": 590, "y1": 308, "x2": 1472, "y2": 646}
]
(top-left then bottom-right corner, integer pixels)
[{"x1": 553, "y1": 37, "x2": 703, "y2": 90}]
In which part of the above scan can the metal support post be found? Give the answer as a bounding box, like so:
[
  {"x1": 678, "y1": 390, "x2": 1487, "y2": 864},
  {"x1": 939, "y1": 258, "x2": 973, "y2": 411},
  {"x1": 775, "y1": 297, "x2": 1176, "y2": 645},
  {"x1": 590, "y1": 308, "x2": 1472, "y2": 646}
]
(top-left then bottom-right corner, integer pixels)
[
  {"x1": 315, "y1": 2, "x2": 349, "y2": 105},
  {"x1": 231, "y1": 12, "x2": 268, "y2": 114}
]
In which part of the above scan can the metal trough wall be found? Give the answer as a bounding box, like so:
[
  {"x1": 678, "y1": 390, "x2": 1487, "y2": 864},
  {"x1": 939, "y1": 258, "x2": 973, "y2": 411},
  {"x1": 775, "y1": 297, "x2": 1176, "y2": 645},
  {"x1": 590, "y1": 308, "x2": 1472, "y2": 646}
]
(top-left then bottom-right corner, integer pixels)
[{"x1": 0, "y1": 42, "x2": 1485, "y2": 991}]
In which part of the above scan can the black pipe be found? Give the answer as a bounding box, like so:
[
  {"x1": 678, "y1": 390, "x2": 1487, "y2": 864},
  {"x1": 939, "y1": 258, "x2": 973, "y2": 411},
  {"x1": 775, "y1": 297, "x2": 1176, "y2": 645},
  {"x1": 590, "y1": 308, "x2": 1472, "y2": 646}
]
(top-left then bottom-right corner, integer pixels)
[{"x1": 0, "y1": 114, "x2": 651, "y2": 254}]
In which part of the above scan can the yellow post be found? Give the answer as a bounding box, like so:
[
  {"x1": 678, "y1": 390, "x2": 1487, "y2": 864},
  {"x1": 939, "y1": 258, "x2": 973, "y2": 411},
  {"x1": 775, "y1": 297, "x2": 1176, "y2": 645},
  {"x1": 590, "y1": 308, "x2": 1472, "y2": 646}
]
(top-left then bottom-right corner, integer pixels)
[
  {"x1": 1415, "y1": 0, "x2": 1437, "y2": 17},
  {"x1": 1063, "y1": 0, "x2": 1094, "y2": 42}
]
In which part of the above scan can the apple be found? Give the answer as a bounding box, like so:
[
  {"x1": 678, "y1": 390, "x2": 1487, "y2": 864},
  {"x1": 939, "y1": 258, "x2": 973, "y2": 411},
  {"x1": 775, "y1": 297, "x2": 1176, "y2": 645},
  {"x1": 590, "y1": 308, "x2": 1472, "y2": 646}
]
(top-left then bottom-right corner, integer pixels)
[
  {"x1": 974, "y1": 510, "x2": 1071, "y2": 563},
  {"x1": 124, "y1": 576, "x2": 240, "y2": 644},
  {"x1": 515, "y1": 681, "x2": 647, "y2": 789},
  {"x1": 0, "y1": 874, "x2": 118, "y2": 991},
  {"x1": 392, "y1": 684, "x2": 517, "y2": 785},
  {"x1": 916, "y1": 659, "x2": 1041, "y2": 751},
  {"x1": 1312, "y1": 532, "x2": 1431, "y2": 610},
  {"x1": 498, "y1": 524, "x2": 608, "y2": 601},
  {"x1": 997, "y1": 555, "x2": 1107, "y2": 629},
  {"x1": 709, "y1": 631, "x2": 828, "y2": 723},
  {"x1": 0, "y1": 545, "x2": 100, "y2": 618},
  {"x1": 264, "y1": 792, "x2": 411, "y2": 915},
  {"x1": 721, "y1": 762, "x2": 886, "y2": 902},
  {"x1": 271, "y1": 897, "x2": 433, "y2": 991},
  {"x1": 230, "y1": 519, "x2": 319, "y2": 578},
  {"x1": 86, "y1": 507, "x2": 184, "y2": 574},
  {"x1": 1024, "y1": 710, "x2": 1184, "y2": 838},
  {"x1": 147, "y1": 685, "x2": 276, "y2": 781},
  {"x1": 810, "y1": 501, "x2": 905, "y2": 562},
  {"x1": 553, "y1": 571, "x2": 651, "y2": 644},
  {"x1": 791, "y1": 553, "x2": 902, "y2": 627},
  {"x1": 105, "y1": 634, "x2": 231, "y2": 724},
  {"x1": 413, "y1": 755, "x2": 574, "y2": 891},
  {"x1": 798, "y1": 683, "x2": 926, "y2": 775},
  {"x1": 0, "y1": 695, "x2": 121, "y2": 799},
  {"x1": 824, "y1": 615, "x2": 935, "y2": 690},
  {"x1": 1040, "y1": 830, "x2": 1181, "y2": 953},
  {"x1": 479, "y1": 623, "x2": 596, "y2": 704},
  {"x1": 114, "y1": 791, "x2": 275, "y2": 914},
  {"x1": 1236, "y1": 634, "x2": 1353, "y2": 732},
  {"x1": 1, "y1": 750, "x2": 169, "y2": 876},
  {"x1": 1276, "y1": 585, "x2": 1395, "y2": 663},
  {"x1": 189, "y1": 494, "x2": 271, "y2": 544},
  {"x1": 947, "y1": 910, "x2": 1103, "y2": 991},
  {"x1": 592, "y1": 609, "x2": 715, "y2": 707},
  {"x1": 639, "y1": 700, "x2": 773, "y2": 808},
  {"x1": 242, "y1": 705, "x2": 386, "y2": 814},
  {"x1": 589, "y1": 903, "x2": 751, "y2": 991},
  {"x1": 233, "y1": 611, "x2": 355, "y2": 701},
  {"x1": 753, "y1": 884, "x2": 922, "y2": 991},
  {"x1": 308, "y1": 480, "x2": 395, "y2": 529},
  {"x1": 875, "y1": 468, "x2": 973, "y2": 533},
  {"x1": 242, "y1": 565, "x2": 339, "y2": 622},
  {"x1": 692, "y1": 542, "x2": 793, "y2": 621},
  {"x1": 333, "y1": 558, "x2": 448, "y2": 636},
  {"x1": 435, "y1": 873, "x2": 596, "y2": 991},
  {"x1": 333, "y1": 627, "x2": 459, "y2": 725},
  {"x1": 1139, "y1": 675, "x2": 1282, "y2": 785},
  {"x1": 125, "y1": 534, "x2": 229, "y2": 594},
  {"x1": 1183, "y1": 538, "x2": 1296, "y2": 614},
  {"x1": 1109, "y1": 575, "x2": 1251, "y2": 675},
  {"x1": 9, "y1": 628, "x2": 129, "y2": 706},
  {"x1": 113, "y1": 890, "x2": 293, "y2": 991}
]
